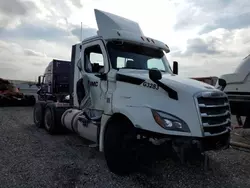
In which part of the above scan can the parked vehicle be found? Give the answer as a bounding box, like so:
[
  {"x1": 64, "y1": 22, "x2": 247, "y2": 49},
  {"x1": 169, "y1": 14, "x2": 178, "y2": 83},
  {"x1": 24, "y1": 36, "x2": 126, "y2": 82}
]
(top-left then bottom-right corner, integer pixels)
[
  {"x1": 34, "y1": 9, "x2": 231, "y2": 175},
  {"x1": 0, "y1": 78, "x2": 36, "y2": 106},
  {"x1": 217, "y1": 54, "x2": 250, "y2": 128}
]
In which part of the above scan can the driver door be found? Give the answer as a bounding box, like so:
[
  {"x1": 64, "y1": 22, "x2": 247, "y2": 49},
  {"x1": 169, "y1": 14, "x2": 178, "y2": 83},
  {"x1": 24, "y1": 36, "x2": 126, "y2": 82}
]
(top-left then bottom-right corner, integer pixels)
[{"x1": 81, "y1": 40, "x2": 109, "y2": 111}]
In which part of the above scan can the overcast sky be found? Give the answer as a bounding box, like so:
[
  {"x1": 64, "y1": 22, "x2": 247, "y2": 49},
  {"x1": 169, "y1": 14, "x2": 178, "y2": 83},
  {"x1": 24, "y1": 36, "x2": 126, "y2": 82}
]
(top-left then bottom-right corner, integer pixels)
[{"x1": 0, "y1": 0, "x2": 250, "y2": 81}]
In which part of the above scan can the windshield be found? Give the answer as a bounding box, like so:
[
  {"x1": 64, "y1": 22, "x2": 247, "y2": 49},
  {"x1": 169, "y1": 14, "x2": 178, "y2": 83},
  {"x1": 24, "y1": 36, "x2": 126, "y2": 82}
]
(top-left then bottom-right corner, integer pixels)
[{"x1": 106, "y1": 41, "x2": 172, "y2": 73}]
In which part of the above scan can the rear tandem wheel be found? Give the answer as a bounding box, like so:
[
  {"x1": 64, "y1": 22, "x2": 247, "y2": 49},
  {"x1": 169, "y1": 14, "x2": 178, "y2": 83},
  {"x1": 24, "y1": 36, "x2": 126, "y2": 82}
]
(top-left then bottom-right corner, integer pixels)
[
  {"x1": 33, "y1": 102, "x2": 46, "y2": 128},
  {"x1": 44, "y1": 103, "x2": 68, "y2": 134}
]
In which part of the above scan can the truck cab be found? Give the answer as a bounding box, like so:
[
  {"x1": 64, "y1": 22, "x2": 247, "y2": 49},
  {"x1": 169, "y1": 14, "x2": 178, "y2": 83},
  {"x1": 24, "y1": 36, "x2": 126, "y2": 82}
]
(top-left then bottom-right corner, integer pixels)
[
  {"x1": 217, "y1": 54, "x2": 250, "y2": 128},
  {"x1": 37, "y1": 59, "x2": 71, "y2": 102},
  {"x1": 34, "y1": 9, "x2": 231, "y2": 175}
]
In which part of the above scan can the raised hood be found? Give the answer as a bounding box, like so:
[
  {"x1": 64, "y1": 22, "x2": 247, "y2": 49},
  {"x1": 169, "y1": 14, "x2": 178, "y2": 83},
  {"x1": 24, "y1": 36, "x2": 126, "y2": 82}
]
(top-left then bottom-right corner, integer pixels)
[
  {"x1": 94, "y1": 9, "x2": 144, "y2": 38},
  {"x1": 220, "y1": 54, "x2": 250, "y2": 84},
  {"x1": 94, "y1": 9, "x2": 170, "y2": 52},
  {"x1": 117, "y1": 69, "x2": 216, "y2": 95}
]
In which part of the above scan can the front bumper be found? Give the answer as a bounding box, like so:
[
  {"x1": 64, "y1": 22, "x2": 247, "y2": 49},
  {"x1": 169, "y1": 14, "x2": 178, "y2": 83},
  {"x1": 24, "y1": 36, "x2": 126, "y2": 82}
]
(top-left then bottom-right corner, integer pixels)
[
  {"x1": 173, "y1": 131, "x2": 230, "y2": 152},
  {"x1": 136, "y1": 127, "x2": 231, "y2": 152}
]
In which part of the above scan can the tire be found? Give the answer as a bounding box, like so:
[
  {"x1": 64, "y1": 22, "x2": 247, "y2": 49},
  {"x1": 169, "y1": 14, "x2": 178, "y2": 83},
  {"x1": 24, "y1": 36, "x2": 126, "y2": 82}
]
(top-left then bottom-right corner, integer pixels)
[
  {"x1": 44, "y1": 104, "x2": 57, "y2": 134},
  {"x1": 33, "y1": 102, "x2": 46, "y2": 128},
  {"x1": 44, "y1": 103, "x2": 67, "y2": 134},
  {"x1": 104, "y1": 119, "x2": 138, "y2": 175}
]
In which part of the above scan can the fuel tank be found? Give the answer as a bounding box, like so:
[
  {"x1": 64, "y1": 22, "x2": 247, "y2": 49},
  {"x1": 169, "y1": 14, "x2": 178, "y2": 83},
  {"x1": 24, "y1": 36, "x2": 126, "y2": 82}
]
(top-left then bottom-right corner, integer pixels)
[{"x1": 61, "y1": 108, "x2": 98, "y2": 142}]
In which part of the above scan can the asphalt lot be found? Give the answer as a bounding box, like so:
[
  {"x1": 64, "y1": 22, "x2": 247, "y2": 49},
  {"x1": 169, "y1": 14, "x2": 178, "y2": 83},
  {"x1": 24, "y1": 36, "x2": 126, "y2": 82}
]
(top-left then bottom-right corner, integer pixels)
[{"x1": 0, "y1": 107, "x2": 250, "y2": 188}]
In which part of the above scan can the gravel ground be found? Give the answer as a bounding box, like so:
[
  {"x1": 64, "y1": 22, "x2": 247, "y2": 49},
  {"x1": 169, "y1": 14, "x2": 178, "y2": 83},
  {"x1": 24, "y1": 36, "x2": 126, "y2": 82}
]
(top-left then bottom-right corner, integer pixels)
[{"x1": 0, "y1": 107, "x2": 250, "y2": 188}]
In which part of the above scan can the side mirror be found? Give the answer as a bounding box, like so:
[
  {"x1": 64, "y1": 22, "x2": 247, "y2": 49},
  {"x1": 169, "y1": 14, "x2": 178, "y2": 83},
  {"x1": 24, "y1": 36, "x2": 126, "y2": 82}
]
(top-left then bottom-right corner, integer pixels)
[
  {"x1": 149, "y1": 69, "x2": 162, "y2": 81},
  {"x1": 218, "y1": 78, "x2": 227, "y2": 88},
  {"x1": 173, "y1": 61, "x2": 178, "y2": 75},
  {"x1": 36, "y1": 76, "x2": 42, "y2": 87}
]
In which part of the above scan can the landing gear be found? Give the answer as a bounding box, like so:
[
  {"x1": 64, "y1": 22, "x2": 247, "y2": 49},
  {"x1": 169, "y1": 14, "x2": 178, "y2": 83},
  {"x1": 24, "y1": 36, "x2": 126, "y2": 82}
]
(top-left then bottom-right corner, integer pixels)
[
  {"x1": 236, "y1": 115, "x2": 243, "y2": 126},
  {"x1": 243, "y1": 116, "x2": 250, "y2": 128},
  {"x1": 236, "y1": 115, "x2": 250, "y2": 128}
]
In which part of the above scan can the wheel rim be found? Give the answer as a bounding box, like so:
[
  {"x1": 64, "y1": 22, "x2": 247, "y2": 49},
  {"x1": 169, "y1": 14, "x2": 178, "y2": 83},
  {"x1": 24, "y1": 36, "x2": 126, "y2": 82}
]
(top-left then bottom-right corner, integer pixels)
[{"x1": 44, "y1": 109, "x2": 52, "y2": 130}]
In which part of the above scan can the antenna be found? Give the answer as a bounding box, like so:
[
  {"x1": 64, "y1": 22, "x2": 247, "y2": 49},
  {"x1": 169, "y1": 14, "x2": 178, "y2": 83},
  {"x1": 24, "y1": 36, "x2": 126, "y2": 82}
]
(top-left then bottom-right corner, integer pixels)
[{"x1": 80, "y1": 22, "x2": 83, "y2": 42}]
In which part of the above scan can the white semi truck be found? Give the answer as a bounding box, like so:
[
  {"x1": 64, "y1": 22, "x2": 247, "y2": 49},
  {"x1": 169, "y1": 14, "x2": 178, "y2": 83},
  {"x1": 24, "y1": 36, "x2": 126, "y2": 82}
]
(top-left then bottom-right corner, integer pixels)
[
  {"x1": 217, "y1": 54, "x2": 250, "y2": 128},
  {"x1": 34, "y1": 9, "x2": 231, "y2": 175}
]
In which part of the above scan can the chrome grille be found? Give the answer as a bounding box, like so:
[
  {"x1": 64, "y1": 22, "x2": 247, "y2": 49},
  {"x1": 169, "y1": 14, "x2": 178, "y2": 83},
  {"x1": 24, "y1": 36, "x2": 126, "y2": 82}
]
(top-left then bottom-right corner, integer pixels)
[{"x1": 196, "y1": 91, "x2": 231, "y2": 136}]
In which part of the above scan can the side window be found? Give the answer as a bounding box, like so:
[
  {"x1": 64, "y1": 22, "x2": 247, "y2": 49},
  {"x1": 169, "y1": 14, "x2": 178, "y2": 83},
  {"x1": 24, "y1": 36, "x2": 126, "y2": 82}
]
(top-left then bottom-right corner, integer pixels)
[
  {"x1": 147, "y1": 58, "x2": 165, "y2": 71},
  {"x1": 42, "y1": 76, "x2": 45, "y2": 84},
  {"x1": 44, "y1": 74, "x2": 51, "y2": 84},
  {"x1": 84, "y1": 45, "x2": 104, "y2": 73},
  {"x1": 90, "y1": 53, "x2": 104, "y2": 66}
]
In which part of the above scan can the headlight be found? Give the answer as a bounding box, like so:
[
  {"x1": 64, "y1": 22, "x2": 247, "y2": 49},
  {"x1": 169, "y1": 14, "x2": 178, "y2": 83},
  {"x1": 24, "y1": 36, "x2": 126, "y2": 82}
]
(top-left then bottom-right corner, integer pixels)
[{"x1": 151, "y1": 109, "x2": 190, "y2": 132}]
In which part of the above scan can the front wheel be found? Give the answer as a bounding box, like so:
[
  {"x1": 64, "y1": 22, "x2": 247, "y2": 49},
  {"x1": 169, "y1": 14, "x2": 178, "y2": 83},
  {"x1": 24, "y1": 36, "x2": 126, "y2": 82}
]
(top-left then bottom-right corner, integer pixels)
[{"x1": 104, "y1": 119, "x2": 138, "y2": 175}]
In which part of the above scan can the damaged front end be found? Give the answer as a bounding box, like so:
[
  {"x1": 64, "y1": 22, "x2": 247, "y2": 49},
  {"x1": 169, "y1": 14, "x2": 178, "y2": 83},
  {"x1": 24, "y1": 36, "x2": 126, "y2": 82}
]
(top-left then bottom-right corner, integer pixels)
[
  {"x1": 134, "y1": 90, "x2": 231, "y2": 166},
  {"x1": 172, "y1": 90, "x2": 231, "y2": 163}
]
